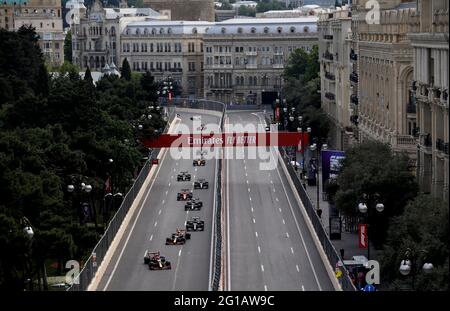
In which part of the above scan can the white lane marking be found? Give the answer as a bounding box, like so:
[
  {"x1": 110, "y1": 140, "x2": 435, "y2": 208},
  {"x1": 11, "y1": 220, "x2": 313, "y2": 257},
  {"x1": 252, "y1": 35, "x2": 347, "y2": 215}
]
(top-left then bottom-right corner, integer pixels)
[
  {"x1": 252, "y1": 218, "x2": 255, "y2": 224},
  {"x1": 168, "y1": 182, "x2": 171, "y2": 187},
  {"x1": 165, "y1": 190, "x2": 168, "y2": 195},
  {"x1": 249, "y1": 197, "x2": 252, "y2": 202},
  {"x1": 286, "y1": 232, "x2": 290, "y2": 238},
  {"x1": 246, "y1": 180, "x2": 249, "y2": 184},
  {"x1": 251, "y1": 207, "x2": 254, "y2": 212},
  {"x1": 273, "y1": 188, "x2": 276, "y2": 192},
  {"x1": 282, "y1": 219, "x2": 286, "y2": 225},
  {"x1": 178, "y1": 249, "x2": 182, "y2": 257},
  {"x1": 245, "y1": 172, "x2": 248, "y2": 177},
  {"x1": 195, "y1": 167, "x2": 197, "y2": 172},
  {"x1": 244, "y1": 166, "x2": 247, "y2": 170},
  {"x1": 158, "y1": 209, "x2": 162, "y2": 215},
  {"x1": 173, "y1": 168, "x2": 176, "y2": 172},
  {"x1": 276, "y1": 198, "x2": 279, "y2": 202},
  {"x1": 162, "y1": 200, "x2": 165, "y2": 204},
  {"x1": 270, "y1": 180, "x2": 273, "y2": 184},
  {"x1": 248, "y1": 188, "x2": 250, "y2": 193},
  {"x1": 154, "y1": 221, "x2": 158, "y2": 227},
  {"x1": 272, "y1": 147, "x2": 323, "y2": 291},
  {"x1": 264, "y1": 285, "x2": 268, "y2": 291},
  {"x1": 255, "y1": 231, "x2": 258, "y2": 237},
  {"x1": 149, "y1": 235, "x2": 153, "y2": 241},
  {"x1": 291, "y1": 247, "x2": 294, "y2": 254},
  {"x1": 279, "y1": 208, "x2": 282, "y2": 213},
  {"x1": 258, "y1": 246, "x2": 261, "y2": 253},
  {"x1": 296, "y1": 265, "x2": 300, "y2": 272},
  {"x1": 261, "y1": 265, "x2": 265, "y2": 272},
  {"x1": 302, "y1": 285, "x2": 305, "y2": 291}
]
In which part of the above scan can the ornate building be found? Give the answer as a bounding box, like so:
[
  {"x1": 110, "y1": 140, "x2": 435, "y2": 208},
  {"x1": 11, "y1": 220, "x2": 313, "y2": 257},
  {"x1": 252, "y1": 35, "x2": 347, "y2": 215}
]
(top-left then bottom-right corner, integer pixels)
[
  {"x1": 143, "y1": 0, "x2": 215, "y2": 22},
  {"x1": 318, "y1": 5, "x2": 354, "y2": 150},
  {"x1": 409, "y1": 0, "x2": 449, "y2": 201},
  {"x1": 71, "y1": 0, "x2": 164, "y2": 70},
  {"x1": 203, "y1": 17, "x2": 318, "y2": 105},
  {"x1": 0, "y1": 0, "x2": 65, "y2": 65},
  {"x1": 351, "y1": 0, "x2": 418, "y2": 160}
]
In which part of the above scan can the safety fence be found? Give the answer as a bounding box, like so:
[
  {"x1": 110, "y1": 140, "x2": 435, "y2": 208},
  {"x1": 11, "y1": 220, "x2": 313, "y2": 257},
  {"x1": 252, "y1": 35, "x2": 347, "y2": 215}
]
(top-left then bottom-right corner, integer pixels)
[
  {"x1": 278, "y1": 146, "x2": 356, "y2": 291},
  {"x1": 67, "y1": 107, "x2": 176, "y2": 291}
]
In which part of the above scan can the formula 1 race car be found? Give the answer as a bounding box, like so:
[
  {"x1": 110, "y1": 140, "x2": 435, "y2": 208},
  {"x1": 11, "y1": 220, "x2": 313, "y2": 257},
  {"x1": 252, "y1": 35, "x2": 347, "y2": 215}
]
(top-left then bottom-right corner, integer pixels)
[
  {"x1": 186, "y1": 216, "x2": 205, "y2": 231},
  {"x1": 165, "y1": 229, "x2": 191, "y2": 245},
  {"x1": 177, "y1": 171, "x2": 191, "y2": 181},
  {"x1": 144, "y1": 251, "x2": 172, "y2": 270},
  {"x1": 185, "y1": 198, "x2": 203, "y2": 211},
  {"x1": 193, "y1": 158, "x2": 206, "y2": 166},
  {"x1": 177, "y1": 189, "x2": 193, "y2": 201},
  {"x1": 194, "y1": 178, "x2": 209, "y2": 189}
]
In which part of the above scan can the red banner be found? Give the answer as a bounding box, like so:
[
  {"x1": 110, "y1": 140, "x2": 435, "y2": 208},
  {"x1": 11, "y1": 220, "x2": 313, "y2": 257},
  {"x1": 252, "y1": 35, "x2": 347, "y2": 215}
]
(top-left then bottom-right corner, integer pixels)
[
  {"x1": 358, "y1": 224, "x2": 368, "y2": 249},
  {"x1": 142, "y1": 132, "x2": 309, "y2": 149},
  {"x1": 275, "y1": 107, "x2": 280, "y2": 121}
]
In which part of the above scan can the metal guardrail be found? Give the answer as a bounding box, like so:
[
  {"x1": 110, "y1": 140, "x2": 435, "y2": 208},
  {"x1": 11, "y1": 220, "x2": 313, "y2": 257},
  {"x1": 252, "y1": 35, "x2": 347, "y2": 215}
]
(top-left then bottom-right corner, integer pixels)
[
  {"x1": 278, "y1": 147, "x2": 356, "y2": 291},
  {"x1": 67, "y1": 107, "x2": 176, "y2": 291}
]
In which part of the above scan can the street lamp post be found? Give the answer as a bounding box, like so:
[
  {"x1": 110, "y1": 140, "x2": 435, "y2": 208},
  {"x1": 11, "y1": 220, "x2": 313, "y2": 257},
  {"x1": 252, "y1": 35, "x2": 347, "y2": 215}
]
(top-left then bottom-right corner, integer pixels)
[
  {"x1": 21, "y1": 217, "x2": 34, "y2": 291},
  {"x1": 358, "y1": 193, "x2": 384, "y2": 261},
  {"x1": 310, "y1": 139, "x2": 328, "y2": 218},
  {"x1": 399, "y1": 248, "x2": 434, "y2": 290},
  {"x1": 67, "y1": 182, "x2": 94, "y2": 226}
]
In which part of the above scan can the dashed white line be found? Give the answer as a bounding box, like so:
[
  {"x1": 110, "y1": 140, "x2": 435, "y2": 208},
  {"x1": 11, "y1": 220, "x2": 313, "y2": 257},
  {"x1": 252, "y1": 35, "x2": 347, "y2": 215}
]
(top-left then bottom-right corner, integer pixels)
[
  {"x1": 276, "y1": 198, "x2": 279, "y2": 202},
  {"x1": 246, "y1": 180, "x2": 249, "y2": 184},
  {"x1": 273, "y1": 188, "x2": 276, "y2": 192},
  {"x1": 282, "y1": 219, "x2": 286, "y2": 224},
  {"x1": 264, "y1": 285, "x2": 268, "y2": 291},
  {"x1": 165, "y1": 190, "x2": 168, "y2": 195},
  {"x1": 261, "y1": 265, "x2": 265, "y2": 272},
  {"x1": 149, "y1": 235, "x2": 153, "y2": 241},
  {"x1": 248, "y1": 188, "x2": 251, "y2": 193},
  {"x1": 168, "y1": 182, "x2": 171, "y2": 187},
  {"x1": 258, "y1": 246, "x2": 261, "y2": 253},
  {"x1": 158, "y1": 209, "x2": 162, "y2": 215},
  {"x1": 270, "y1": 180, "x2": 273, "y2": 184},
  {"x1": 178, "y1": 249, "x2": 182, "y2": 257},
  {"x1": 171, "y1": 175, "x2": 173, "y2": 179},
  {"x1": 249, "y1": 197, "x2": 252, "y2": 201},
  {"x1": 291, "y1": 247, "x2": 294, "y2": 254},
  {"x1": 245, "y1": 172, "x2": 248, "y2": 177},
  {"x1": 244, "y1": 166, "x2": 247, "y2": 170},
  {"x1": 154, "y1": 221, "x2": 158, "y2": 227},
  {"x1": 255, "y1": 231, "x2": 258, "y2": 237},
  {"x1": 302, "y1": 285, "x2": 305, "y2": 291},
  {"x1": 296, "y1": 265, "x2": 300, "y2": 272},
  {"x1": 251, "y1": 207, "x2": 254, "y2": 212},
  {"x1": 252, "y1": 218, "x2": 256, "y2": 224},
  {"x1": 162, "y1": 199, "x2": 165, "y2": 204},
  {"x1": 279, "y1": 208, "x2": 282, "y2": 213},
  {"x1": 286, "y1": 232, "x2": 290, "y2": 238}
]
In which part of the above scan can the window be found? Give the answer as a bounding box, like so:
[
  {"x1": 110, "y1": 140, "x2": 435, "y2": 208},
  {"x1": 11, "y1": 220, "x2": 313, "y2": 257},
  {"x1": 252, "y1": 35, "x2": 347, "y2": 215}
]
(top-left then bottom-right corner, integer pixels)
[
  {"x1": 250, "y1": 27, "x2": 256, "y2": 34},
  {"x1": 52, "y1": 22, "x2": 55, "y2": 28},
  {"x1": 277, "y1": 27, "x2": 282, "y2": 33},
  {"x1": 290, "y1": 26, "x2": 295, "y2": 33},
  {"x1": 221, "y1": 27, "x2": 226, "y2": 34},
  {"x1": 160, "y1": 28, "x2": 164, "y2": 34},
  {"x1": 55, "y1": 43, "x2": 59, "y2": 49},
  {"x1": 167, "y1": 28, "x2": 172, "y2": 34},
  {"x1": 189, "y1": 62, "x2": 196, "y2": 72},
  {"x1": 136, "y1": 28, "x2": 140, "y2": 35},
  {"x1": 237, "y1": 27, "x2": 243, "y2": 34},
  {"x1": 264, "y1": 27, "x2": 269, "y2": 34},
  {"x1": 192, "y1": 27, "x2": 197, "y2": 34},
  {"x1": 152, "y1": 28, "x2": 156, "y2": 35},
  {"x1": 303, "y1": 26, "x2": 309, "y2": 33}
]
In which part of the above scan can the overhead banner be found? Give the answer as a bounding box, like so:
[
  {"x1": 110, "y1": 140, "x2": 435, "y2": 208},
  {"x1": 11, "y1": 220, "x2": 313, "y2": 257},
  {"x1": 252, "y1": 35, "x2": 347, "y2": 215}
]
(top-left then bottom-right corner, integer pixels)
[
  {"x1": 142, "y1": 132, "x2": 309, "y2": 149},
  {"x1": 321, "y1": 150, "x2": 345, "y2": 192}
]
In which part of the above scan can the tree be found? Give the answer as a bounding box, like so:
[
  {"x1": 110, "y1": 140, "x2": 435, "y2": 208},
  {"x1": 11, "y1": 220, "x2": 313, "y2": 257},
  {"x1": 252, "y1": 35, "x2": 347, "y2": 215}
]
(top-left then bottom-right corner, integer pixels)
[
  {"x1": 121, "y1": 58, "x2": 131, "y2": 81},
  {"x1": 334, "y1": 141, "x2": 418, "y2": 248},
  {"x1": 238, "y1": 5, "x2": 256, "y2": 17},
  {"x1": 380, "y1": 195, "x2": 449, "y2": 291},
  {"x1": 84, "y1": 67, "x2": 93, "y2": 84},
  {"x1": 64, "y1": 30, "x2": 72, "y2": 63},
  {"x1": 218, "y1": 1, "x2": 233, "y2": 10}
]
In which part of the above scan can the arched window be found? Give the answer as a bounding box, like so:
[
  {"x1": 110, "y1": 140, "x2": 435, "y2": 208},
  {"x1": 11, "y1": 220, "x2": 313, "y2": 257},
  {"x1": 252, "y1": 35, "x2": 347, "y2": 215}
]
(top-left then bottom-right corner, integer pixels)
[
  {"x1": 290, "y1": 26, "x2": 296, "y2": 33},
  {"x1": 303, "y1": 26, "x2": 309, "y2": 33},
  {"x1": 250, "y1": 27, "x2": 256, "y2": 34},
  {"x1": 111, "y1": 27, "x2": 116, "y2": 36},
  {"x1": 277, "y1": 27, "x2": 283, "y2": 33},
  {"x1": 159, "y1": 28, "x2": 164, "y2": 34},
  {"x1": 237, "y1": 27, "x2": 243, "y2": 34},
  {"x1": 152, "y1": 28, "x2": 157, "y2": 35},
  {"x1": 192, "y1": 27, "x2": 197, "y2": 34},
  {"x1": 136, "y1": 28, "x2": 140, "y2": 35},
  {"x1": 221, "y1": 27, "x2": 226, "y2": 34},
  {"x1": 168, "y1": 28, "x2": 172, "y2": 34},
  {"x1": 144, "y1": 28, "x2": 149, "y2": 35},
  {"x1": 263, "y1": 27, "x2": 269, "y2": 34}
]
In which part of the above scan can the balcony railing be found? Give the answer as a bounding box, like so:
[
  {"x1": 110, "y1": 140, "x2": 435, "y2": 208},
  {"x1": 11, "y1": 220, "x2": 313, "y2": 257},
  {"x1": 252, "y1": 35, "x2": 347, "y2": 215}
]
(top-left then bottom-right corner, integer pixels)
[
  {"x1": 325, "y1": 92, "x2": 335, "y2": 100},
  {"x1": 322, "y1": 51, "x2": 334, "y2": 61},
  {"x1": 350, "y1": 51, "x2": 358, "y2": 61},
  {"x1": 273, "y1": 64, "x2": 284, "y2": 69},
  {"x1": 325, "y1": 72, "x2": 335, "y2": 81},
  {"x1": 245, "y1": 51, "x2": 257, "y2": 56},
  {"x1": 350, "y1": 72, "x2": 358, "y2": 83},
  {"x1": 350, "y1": 94, "x2": 359, "y2": 104},
  {"x1": 323, "y1": 34, "x2": 333, "y2": 40}
]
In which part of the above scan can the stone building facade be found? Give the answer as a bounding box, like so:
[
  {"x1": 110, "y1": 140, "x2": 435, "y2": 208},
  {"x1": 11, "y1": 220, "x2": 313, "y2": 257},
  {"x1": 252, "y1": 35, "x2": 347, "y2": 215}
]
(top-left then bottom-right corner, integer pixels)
[
  {"x1": 120, "y1": 20, "x2": 213, "y2": 97},
  {"x1": 318, "y1": 6, "x2": 354, "y2": 150},
  {"x1": 143, "y1": 0, "x2": 215, "y2": 22},
  {"x1": 351, "y1": 0, "x2": 418, "y2": 161},
  {"x1": 203, "y1": 17, "x2": 318, "y2": 105},
  {"x1": 0, "y1": 0, "x2": 65, "y2": 65},
  {"x1": 409, "y1": 0, "x2": 449, "y2": 201}
]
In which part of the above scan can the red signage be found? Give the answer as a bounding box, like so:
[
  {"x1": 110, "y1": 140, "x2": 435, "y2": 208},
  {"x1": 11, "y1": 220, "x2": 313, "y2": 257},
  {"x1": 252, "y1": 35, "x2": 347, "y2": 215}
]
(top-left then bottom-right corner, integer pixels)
[
  {"x1": 151, "y1": 159, "x2": 159, "y2": 165},
  {"x1": 358, "y1": 224, "x2": 368, "y2": 249},
  {"x1": 275, "y1": 107, "x2": 280, "y2": 121},
  {"x1": 142, "y1": 132, "x2": 309, "y2": 149}
]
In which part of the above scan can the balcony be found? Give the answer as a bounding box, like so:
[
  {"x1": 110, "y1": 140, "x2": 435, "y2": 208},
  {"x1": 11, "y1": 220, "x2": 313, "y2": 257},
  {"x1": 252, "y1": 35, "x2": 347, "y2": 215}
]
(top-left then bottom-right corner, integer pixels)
[
  {"x1": 323, "y1": 34, "x2": 333, "y2": 40},
  {"x1": 273, "y1": 63, "x2": 284, "y2": 69},
  {"x1": 209, "y1": 85, "x2": 232, "y2": 91},
  {"x1": 325, "y1": 92, "x2": 335, "y2": 101},
  {"x1": 436, "y1": 139, "x2": 449, "y2": 155},
  {"x1": 420, "y1": 133, "x2": 433, "y2": 152},
  {"x1": 350, "y1": 72, "x2": 358, "y2": 83},
  {"x1": 322, "y1": 51, "x2": 334, "y2": 61},
  {"x1": 392, "y1": 135, "x2": 418, "y2": 154},
  {"x1": 245, "y1": 51, "x2": 257, "y2": 56},
  {"x1": 246, "y1": 64, "x2": 258, "y2": 69},
  {"x1": 350, "y1": 94, "x2": 359, "y2": 104},
  {"x1": 325, "y1": 72, "x2": 335, "y2": 81},
  {"x1": 350, "y1": 51, "x2": 358, "y2": 61}
]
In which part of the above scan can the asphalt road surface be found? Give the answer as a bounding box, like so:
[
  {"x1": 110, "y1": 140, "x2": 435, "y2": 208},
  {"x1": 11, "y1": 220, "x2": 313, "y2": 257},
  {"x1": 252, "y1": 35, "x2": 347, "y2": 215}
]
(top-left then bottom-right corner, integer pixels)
[
  {"x1": 96, "y1": 111, "x2": 220, "y2": 291},
  {"x1": 225, "y1": 111, "x2": 334, "y2": 291}
]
